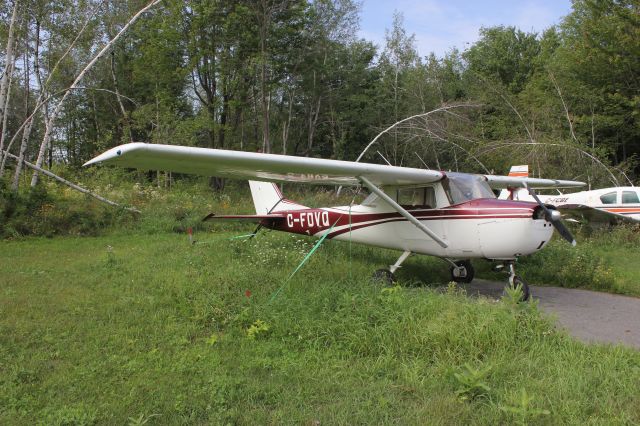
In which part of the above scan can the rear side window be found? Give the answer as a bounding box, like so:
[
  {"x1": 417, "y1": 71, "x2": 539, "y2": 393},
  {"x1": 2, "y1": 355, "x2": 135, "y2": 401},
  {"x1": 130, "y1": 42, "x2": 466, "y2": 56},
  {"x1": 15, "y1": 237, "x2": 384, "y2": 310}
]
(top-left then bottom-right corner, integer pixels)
[
  {"x1": 397, "y1": 187, "x2": 436, "y2": 208},
  {"x1": 600, "y1": 192, "x2": 617, "y2": 204},
  {"x1": 622, "y1": 191, "x2": 639, "y2": 204}
]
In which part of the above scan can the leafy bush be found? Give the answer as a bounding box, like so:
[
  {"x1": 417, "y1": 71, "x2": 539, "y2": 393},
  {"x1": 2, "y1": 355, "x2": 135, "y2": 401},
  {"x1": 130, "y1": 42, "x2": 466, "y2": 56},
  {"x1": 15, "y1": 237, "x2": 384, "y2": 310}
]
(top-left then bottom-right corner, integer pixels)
[
  {"x1": 518, "y1": 238, "x2": 615, "y2": 291},
  {"x1": 0, "y1": 182, "x2": 130, "y2": 238},
  {"x1": 453, "y1": 363, "x2": 492, "y2": 401}
]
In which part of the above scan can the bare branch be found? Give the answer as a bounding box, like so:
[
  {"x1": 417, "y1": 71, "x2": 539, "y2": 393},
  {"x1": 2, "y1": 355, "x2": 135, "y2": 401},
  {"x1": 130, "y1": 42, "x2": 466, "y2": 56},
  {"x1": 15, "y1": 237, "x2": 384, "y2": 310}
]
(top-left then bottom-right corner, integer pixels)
[
  {"x1": 2, "y1": 149, "x2": 140, "y2": 213},
  {"x1": 354, "y1": 103, "x2": 482, "y2": 162},
  {"x1": 30, "y1": 0, "x2": 162, "y2": 187},
  {"x1": 549, "y1": 71, "x2": 578, "y2": 143}
]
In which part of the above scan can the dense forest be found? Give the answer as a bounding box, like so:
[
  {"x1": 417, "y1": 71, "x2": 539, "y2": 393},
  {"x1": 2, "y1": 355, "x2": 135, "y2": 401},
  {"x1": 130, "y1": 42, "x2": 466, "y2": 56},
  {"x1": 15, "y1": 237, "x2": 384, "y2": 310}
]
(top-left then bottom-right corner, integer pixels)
[{"x1": 0, "y1": 0, "x2": 638, "y2": 192}]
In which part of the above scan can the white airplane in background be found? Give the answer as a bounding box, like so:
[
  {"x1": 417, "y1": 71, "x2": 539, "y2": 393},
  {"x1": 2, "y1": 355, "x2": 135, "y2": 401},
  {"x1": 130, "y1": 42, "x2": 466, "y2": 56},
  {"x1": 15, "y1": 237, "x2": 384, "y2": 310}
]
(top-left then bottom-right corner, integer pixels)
[
  {"x1": 86, "y1": 143, "x2": 585, "y2": 300},
  {"x1": 500, "y1": 165, "x2": 640, "y2": 224}
]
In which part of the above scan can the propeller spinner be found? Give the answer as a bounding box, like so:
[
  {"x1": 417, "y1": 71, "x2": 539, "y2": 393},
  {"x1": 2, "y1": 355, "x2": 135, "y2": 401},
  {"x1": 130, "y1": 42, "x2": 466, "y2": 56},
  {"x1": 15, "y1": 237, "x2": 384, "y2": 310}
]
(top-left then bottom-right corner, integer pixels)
[{"x1": 526, "y1": 184, "x2": 576, "y2": 246}]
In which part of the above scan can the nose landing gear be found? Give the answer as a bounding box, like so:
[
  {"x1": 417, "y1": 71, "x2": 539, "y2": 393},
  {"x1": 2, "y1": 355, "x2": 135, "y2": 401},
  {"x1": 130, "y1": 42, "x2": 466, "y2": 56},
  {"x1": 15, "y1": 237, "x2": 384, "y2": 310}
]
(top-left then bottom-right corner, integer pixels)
[{"x1": 495, "y1": 262, "x2": 531, "y2": 301}]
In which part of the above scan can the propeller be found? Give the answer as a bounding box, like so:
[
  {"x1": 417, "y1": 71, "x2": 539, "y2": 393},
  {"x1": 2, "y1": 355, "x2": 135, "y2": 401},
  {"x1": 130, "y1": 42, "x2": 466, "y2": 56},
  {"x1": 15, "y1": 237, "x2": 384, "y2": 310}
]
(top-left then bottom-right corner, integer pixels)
[{"x1": 525, "y1": 184, "x2": 576, "y2": 246}]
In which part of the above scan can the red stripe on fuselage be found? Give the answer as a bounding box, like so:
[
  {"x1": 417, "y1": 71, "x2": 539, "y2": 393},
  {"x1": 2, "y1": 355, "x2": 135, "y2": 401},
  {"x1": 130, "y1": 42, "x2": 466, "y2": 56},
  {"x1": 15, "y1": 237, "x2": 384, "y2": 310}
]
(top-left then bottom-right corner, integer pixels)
[{"x1": 262, "y1": 198, "x2": 537, "y2": 237}]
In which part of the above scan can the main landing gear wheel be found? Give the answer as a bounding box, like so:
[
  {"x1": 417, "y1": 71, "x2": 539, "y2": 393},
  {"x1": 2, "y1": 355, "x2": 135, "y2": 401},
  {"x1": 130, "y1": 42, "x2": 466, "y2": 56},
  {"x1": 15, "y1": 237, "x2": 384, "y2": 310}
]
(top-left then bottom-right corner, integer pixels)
[
  {"x1": 507, "y1": 275, "x2": 531, "y2": 302},
  {"x1": 450, "y1": 260, "x2": 475, "y2": 283},
  {"x1": 372, "y1": 269, "x2": 396, "y2": 285}
]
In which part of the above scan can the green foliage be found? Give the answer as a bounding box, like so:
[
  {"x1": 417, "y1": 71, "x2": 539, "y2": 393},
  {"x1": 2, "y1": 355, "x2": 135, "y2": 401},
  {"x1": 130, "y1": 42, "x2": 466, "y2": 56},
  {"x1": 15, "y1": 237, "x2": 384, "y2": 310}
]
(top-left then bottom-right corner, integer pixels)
[
  {"x1": 518, "y1": 238, "x2": 616, "y2": 291},
  {"x1": 1, "y1": 0, "x2": 639, "y2": 185},
  {"x1": 453, "y1": 363, "x2": 492, "y2": 401},
  {"x1": 40, "y1": 403, "x2": 98, "y2": 426},
  {"x1": 127, "y1": 413, "x2": 159, "y2": 426},
  {"x1": 378, "y1": 285, "x2": 403, "y2": 305},
  {"x1": 0, "y1": 180, "x2": 130, "y2": 238},
  {"x1": 463, "y1": 26, "x2": 541, "y2": 94},
  {"x1": 498, "y1": 388, "x2": 551, "y2": 425},
  {"x1": 246, "y1": 319, "x2": 271, "y2": 340},
  {"x1": 501, "y1": 282, "x2": 527, "y2": 308},
  {"x1": 1, "y1": 232, "x2": 640, "y2": 424}
]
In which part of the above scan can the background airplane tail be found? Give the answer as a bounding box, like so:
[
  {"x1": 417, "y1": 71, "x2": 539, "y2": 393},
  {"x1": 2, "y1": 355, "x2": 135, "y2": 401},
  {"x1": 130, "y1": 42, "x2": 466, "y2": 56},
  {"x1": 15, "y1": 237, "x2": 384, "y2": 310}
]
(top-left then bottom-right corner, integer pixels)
[
  {"x1": 498, "y1": 165, "x2": 529, "y2": 200},
  {"x1": 248, "y1": 181, "x2": 307, "y2": 214}
]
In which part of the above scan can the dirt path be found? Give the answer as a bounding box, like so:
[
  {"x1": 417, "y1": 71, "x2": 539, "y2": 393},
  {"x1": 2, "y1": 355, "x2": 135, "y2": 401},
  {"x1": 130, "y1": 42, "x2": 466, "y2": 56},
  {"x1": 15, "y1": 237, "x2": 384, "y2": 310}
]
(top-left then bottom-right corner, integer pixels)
[{"x1": 461, "y1": 279, "x2": 640, "y2": 349}]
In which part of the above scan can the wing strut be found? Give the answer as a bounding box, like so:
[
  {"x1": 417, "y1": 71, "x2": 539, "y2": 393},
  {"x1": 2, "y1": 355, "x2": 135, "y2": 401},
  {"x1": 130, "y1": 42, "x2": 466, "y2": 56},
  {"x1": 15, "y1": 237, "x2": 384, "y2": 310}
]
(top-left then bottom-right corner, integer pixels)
[{"x1": 359, "y1": 176, "x2": 448, "y2": 248}]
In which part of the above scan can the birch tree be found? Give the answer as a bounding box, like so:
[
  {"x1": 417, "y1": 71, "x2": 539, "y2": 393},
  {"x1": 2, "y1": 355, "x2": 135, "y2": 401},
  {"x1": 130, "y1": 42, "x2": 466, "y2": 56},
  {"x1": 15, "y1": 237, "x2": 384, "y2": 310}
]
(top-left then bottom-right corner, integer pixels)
[
  {"x1": 30, "y1": 0, "x2": 162, "y2": 187},
  {"x1": 0, "y1": 0, "x2": 19, "y2": 166}
]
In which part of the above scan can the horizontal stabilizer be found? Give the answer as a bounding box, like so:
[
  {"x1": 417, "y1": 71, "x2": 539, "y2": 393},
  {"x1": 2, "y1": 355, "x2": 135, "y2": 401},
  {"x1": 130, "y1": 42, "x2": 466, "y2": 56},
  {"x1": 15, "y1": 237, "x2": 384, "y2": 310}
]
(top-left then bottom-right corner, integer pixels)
[{"x1": 202, "y1": 213, "x2": 285, "y2": 223}]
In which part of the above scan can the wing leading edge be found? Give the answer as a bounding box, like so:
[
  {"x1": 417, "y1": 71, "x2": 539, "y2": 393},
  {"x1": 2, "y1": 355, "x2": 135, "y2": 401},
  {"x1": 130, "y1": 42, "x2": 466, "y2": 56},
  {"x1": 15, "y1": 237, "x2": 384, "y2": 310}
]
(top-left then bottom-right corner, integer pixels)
[
  {"x1": 484, "y1": 175, "x2": 585, "y2": 190},
  {"x1": 84, "y1": 143, "x2": 444, "y2": 186},
  {"x1": 85, "y1": 143, "x2": 586, "y2": 190}
]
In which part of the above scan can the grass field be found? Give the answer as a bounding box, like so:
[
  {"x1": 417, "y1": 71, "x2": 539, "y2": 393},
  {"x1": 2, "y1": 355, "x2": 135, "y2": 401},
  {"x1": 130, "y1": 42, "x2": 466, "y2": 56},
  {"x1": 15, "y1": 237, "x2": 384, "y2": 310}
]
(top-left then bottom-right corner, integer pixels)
[{"x1": 2, "y1": 229, "x2": 640, "y2": 425}]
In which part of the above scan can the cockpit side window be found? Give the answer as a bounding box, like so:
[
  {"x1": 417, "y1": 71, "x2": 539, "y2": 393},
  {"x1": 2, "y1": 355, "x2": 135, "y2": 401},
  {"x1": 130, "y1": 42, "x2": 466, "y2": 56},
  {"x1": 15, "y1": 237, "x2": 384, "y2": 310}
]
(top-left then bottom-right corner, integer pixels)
[
  {"x1": 600, "y1": 192, "x2": 617, "y2": 204},
  {"x1": 425, "y1": 187, "x2": 436, "y2": 208},
  {"x1": 622, "y1": 191, "x2": 639, "y2": 204},
  {"x1": 442, "y1": 173, "x2": 495, "y2": 205}
]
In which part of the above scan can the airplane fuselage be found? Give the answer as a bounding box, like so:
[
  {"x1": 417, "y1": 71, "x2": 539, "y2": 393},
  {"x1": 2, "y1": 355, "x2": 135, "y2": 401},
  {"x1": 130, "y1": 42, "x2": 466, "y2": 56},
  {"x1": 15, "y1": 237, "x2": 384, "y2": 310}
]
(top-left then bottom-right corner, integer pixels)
[
  {"x1": 261, "y1": 198, "x2": 553, "y2": 261},
  {"x1": 509, "y1": 186, "x2": 640, "y2": 223},
  {"x1": 543, "y1": 187, "x2": 640, "y2": 221}
]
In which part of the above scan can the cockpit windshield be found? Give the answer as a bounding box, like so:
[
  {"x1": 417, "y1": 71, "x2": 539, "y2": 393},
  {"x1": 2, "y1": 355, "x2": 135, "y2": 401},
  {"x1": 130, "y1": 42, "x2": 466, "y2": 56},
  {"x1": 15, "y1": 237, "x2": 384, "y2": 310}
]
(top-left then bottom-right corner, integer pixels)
[{"x1": 442, "y1": 172, "x2": 495, "y2": 204}]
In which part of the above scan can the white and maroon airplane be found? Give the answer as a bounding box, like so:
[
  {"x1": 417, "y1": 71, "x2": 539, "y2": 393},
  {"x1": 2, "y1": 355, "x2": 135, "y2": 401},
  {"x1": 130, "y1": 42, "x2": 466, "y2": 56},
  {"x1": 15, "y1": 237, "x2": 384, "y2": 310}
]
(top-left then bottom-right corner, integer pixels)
[
  {"x1": 86, "y1": 143, "x2": 585, "y2": 300},
  {"x1": 500, "y1": 165, "x2": 640, "y2": 224}
]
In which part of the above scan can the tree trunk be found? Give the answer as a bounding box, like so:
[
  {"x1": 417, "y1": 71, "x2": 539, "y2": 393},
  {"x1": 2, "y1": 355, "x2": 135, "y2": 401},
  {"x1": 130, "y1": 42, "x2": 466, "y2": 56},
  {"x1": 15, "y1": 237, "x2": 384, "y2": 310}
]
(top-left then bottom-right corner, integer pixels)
[
  {"x1": 306, "y1": 97, "x2": 321, "y2": 156},
  {"x1": 110, "y1": 50, "x2": 133, "y2": 143},
  {"x1": 259, "y1": 4, "x2": 271, "y2": 154},
  {"x1": 30, "y1": 0, "x2": 161, "y2": 187},
  {"x1": 10, "y1": 38, "x2": 32, "y2": 191},
  {"x1": 0, "y1": 1, "x2": 19, "y2": 169},
  {"x1": 0, "y1": 0, "x2": 19, "y2": 136},
  {"x1": 0, "y1": 61, "x2": 14, "y2": 172}
]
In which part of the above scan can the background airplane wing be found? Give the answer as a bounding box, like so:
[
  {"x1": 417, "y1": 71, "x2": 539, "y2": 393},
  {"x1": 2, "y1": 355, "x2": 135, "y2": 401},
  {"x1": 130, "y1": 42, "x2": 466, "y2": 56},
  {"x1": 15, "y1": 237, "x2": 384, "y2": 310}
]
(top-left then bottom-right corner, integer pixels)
[
  {"x1": 557, "y1": 204, "x2": 640, "y2": 224},
  {"x1": 85, "y1": 143, "x2": 444, "y2": 186},
  {"x1": 484, "y1": 175, "x2": 586, "y2": 190}
]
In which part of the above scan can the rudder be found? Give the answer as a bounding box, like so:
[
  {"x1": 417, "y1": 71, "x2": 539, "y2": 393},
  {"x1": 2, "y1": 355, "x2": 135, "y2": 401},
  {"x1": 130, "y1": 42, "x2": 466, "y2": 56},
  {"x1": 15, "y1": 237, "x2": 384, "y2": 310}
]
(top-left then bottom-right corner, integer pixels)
[
  {"x1": 248, "y1": 181, "x2": 307, "y2": 214},
  {"x1": 498, "y1": 165, "x2": 529, "y2": 200}
]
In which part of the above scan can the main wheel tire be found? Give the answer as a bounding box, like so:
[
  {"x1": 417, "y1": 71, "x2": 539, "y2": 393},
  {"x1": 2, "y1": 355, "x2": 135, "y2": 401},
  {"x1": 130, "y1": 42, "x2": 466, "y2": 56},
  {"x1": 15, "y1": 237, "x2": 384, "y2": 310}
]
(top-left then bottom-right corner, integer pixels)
[
  {"x1": 450, "y1": 260, "x2": 474, "y2": 283},
  {"x1": 508, "y1": 275, "x2": 531, "y2": 302},
  {"x1": 372, "y1": 268, "x2": 396, "y2": 285}
]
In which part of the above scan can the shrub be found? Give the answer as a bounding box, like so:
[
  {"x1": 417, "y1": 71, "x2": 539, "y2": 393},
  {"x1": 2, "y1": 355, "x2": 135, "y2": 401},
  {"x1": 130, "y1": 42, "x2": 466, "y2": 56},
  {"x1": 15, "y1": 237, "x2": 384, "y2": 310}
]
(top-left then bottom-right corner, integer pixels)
[{"x1": 518, "y1": 239, "x2": 615, "y2": 291}]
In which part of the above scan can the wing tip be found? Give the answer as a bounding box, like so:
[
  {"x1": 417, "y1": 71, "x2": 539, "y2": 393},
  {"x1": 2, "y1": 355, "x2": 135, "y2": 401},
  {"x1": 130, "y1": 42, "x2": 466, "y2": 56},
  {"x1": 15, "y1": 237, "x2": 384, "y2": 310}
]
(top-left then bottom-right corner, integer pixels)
[{"x1": 84, "y1": 142, "x2": 148, "y2": 167}]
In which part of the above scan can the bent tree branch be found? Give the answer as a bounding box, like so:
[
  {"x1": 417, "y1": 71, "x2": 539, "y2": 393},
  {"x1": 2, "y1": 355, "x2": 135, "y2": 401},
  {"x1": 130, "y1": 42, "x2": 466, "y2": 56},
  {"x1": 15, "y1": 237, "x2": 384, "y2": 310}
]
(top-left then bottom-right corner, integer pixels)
[
  {"x1": 2, "y1": 149, "x2": 140, "y2": 214},
  {"x1": 30, "y1": 0, "x2": 162, "y2": 187}
]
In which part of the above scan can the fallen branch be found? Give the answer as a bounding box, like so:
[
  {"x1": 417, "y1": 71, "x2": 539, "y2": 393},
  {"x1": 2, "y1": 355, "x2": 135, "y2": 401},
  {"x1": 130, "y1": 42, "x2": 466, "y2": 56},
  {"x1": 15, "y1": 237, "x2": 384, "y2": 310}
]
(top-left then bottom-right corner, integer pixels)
[{"x1": 2, "y1": 150, "x2": 140, "y2": 214}]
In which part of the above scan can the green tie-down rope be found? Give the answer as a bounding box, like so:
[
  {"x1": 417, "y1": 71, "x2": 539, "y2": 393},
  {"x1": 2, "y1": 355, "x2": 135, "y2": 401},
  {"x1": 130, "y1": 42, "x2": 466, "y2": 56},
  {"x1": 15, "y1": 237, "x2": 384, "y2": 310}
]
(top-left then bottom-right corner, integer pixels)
[
  {"x1": 268, "y1": 217, "x2": 342, "y2": 303},
  {"x1": 192, "y1": 232, "x2": 256, "y2": 245}
]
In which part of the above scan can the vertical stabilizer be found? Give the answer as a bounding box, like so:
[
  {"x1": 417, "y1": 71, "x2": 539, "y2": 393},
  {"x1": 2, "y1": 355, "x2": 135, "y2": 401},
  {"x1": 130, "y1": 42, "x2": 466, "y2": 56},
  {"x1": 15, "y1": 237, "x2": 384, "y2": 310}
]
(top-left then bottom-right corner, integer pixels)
[
  {"x1": 498, "y1": 165, "x2": 530, "y2": 200},
  {"x1": 248, "y1": 181, "x2": 307, "y2": 214}
]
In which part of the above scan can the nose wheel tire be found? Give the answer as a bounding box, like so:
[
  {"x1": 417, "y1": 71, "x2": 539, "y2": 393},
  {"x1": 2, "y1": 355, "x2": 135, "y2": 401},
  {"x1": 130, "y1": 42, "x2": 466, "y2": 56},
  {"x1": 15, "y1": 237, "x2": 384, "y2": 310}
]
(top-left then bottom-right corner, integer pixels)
[
  {"x1": 372, "y1": 269, "x2": 396, "y2": 285},
  {"x1": 507, "y1": 275, "x2": 531, "y2": 302},
  {"x1": 450, "y1": 260, "x2": 474, "y2": 283}
]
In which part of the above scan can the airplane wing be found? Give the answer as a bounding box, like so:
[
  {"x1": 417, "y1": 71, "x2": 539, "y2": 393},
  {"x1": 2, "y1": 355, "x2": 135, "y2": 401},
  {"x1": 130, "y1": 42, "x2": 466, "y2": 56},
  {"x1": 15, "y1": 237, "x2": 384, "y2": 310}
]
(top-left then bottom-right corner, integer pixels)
[
  {"x1": 84, "y1": 143, "x2": 444, "y2": 186},
  {"x1": 484, "y1": 175, "x2": 585, "y2": 190},
  {"x1": 85, "y1": 143, "x2": 586, "y2": 189},
  {"x1": 557, "y1": 204, "x2": 640, "y2": 224}
]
